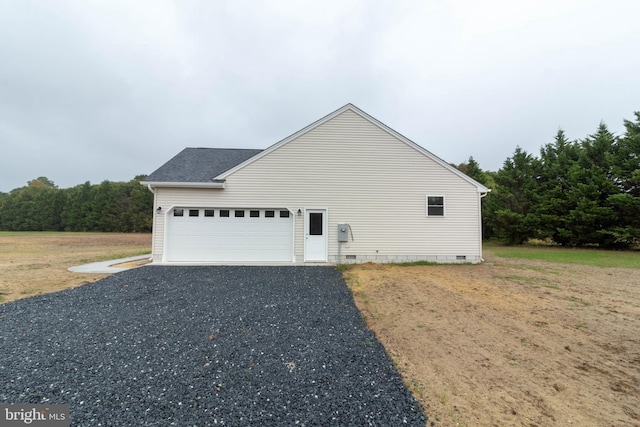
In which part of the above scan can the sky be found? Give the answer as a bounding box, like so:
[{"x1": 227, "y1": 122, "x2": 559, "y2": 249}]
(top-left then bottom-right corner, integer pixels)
[{"x1": 1, "y1": 0, "x2": 639, "y2": 192}]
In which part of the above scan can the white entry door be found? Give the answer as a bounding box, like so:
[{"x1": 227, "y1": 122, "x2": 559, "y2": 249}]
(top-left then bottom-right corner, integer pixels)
[{"x1": 304, "y1": 209, "x2": 327, "y2": 262}]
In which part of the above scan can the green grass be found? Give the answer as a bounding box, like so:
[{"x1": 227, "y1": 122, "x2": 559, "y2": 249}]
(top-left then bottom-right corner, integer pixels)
[
  {"x1": 390, "y1": 260, "x2": 440, "y2": 266},
  {"x1": 335, "y1": 264, "x2": 350, "y2": 273},
  {"x1": 485, "y1": 242, "x2": 640, "y2": 268},
  {"x1": 0, "y1": 231, "x2": 65, "y2": 236}
]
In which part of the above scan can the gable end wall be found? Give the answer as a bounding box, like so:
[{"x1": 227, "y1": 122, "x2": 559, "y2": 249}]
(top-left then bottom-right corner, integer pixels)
[{"x1": 151, "y1": 110, "x2": 483, "y2": 263}]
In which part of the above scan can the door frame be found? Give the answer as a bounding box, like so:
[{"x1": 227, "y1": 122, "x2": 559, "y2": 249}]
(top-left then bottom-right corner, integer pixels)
[{"x1": 304, "y1": 208, "x2": 328, "y2": 262}]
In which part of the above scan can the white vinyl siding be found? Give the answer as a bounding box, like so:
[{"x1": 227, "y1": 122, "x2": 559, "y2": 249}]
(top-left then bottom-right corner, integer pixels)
[{"x1": 151, "y1": 109, "x2": 483, "y2": 263}]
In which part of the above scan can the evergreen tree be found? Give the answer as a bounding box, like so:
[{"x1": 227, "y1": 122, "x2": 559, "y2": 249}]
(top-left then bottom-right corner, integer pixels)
[
  {"x1": 607, "y1": 112, "x2": 640, "y2": 246},
  {"x1": 563, "y1": 123, "x2": 619, "y2": 247},
  {"x1": 455, "y1": 156, "x2": 488, "y2": 186},
  {"x1": 486, "y1": 147, "x2": 540, "y2": 244},
  {"x1": 536, "y1": 129, "x2": 580, "y2": 244},
  {"x1": 454, "y1": 157, "x2": 494, "y2": 240},
  {"x1": 612, "y1": 112, "x2": 640, "y2": 197}
]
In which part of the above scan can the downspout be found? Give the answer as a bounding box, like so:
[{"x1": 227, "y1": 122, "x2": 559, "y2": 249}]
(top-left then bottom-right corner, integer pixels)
[
  {"x1": 147, "y1": 184, "x2": 157, "y2": 262},
  {"x1": 479, "y1": 191, "x2": 488, "y2": 262}
]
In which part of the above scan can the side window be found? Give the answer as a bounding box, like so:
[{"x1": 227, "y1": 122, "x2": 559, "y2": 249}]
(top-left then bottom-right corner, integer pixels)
[{"x1": 426, "y1": 196, "x2": 445, "y2": 216}]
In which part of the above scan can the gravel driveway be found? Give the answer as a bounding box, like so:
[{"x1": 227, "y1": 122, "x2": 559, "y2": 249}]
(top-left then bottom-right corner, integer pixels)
[{"x1": 0, "y1": 266, "x2": 426, "y2": 426}]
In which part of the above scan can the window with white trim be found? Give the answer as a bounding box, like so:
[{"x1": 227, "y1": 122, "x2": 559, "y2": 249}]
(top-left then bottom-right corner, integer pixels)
[{"x1": 426, "y1": 196, "x2": 445, "y2": 216}]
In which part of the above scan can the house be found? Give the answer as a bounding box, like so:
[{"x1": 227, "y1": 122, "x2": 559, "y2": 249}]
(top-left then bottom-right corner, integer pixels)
[{"x1": 142, "y1": 104, "x2": 490, "y2": 264}]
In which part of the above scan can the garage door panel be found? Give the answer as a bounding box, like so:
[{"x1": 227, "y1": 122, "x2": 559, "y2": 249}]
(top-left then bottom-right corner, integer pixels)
[{"x1": 166, "y1": 209, "x2": 293, "y2": 262}]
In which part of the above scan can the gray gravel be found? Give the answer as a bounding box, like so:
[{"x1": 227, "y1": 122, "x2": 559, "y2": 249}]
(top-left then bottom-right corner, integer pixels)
[{"x1": 0, "y1": 266, "x2": 427, "y2": 426}]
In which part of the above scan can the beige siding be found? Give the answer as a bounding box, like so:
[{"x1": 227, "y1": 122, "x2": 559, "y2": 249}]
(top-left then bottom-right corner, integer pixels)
[{"x1": 152, "y1": 109, "x2": 484, "y2": 263}]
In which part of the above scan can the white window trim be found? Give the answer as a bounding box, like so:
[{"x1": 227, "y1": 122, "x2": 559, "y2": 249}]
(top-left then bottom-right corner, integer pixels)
[{"x1": 426, "y1": 195, "x2": 445, "y2": 217}]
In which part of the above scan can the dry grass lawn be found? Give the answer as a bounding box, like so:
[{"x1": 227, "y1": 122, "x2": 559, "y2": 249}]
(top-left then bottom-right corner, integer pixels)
[
  {"x1": 345, "y1": 252, "x2": 640, "y2": 426},
  {"x1": 0, "y1": 232, "x2": 151, "y2": 303}
]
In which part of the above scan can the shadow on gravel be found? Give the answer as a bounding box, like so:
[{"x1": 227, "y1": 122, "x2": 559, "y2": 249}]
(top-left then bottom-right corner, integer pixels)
[{"x1": 0, "y1": 266, "x2": 427, "y2": 426}]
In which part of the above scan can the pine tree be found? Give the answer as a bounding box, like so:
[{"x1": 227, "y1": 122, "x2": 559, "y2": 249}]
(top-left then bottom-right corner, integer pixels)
[
  {"x1": 607, "y1": 112, "x2": 640, "y2": 246},
  {"x1": 563, "y1": 123, "x2": 619, "y2": 246},
  {"x1": 536, "y1": 129, "x2": 580, "y2": 244},
  {"x1": 487, "y1": 147, "x2": 540, "y2": 244}
]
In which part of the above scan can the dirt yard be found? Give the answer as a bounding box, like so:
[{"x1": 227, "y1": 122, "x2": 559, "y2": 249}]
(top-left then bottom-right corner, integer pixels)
[
  {"x1": 346, "y1": 255, "x2": 640, "y2": 426},
  {"x1": 0, "y1": 232, "x2": 151, "y2": 303}
]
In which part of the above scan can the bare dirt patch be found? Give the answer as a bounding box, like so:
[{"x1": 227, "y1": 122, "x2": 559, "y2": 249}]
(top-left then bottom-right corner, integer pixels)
[
  {"x1": 110, "y1": 258, "x2": 152, "y2": 269},
  {"x1": 0, "y1": 233, "x2": 151, "y2": 303},
  {"x1": 346, "y1": 254, "x2": 640, "y2": 426}
]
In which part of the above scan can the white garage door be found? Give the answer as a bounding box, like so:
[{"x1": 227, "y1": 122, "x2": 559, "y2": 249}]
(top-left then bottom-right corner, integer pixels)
[{"x1": 166, "y1": 208, "x2": 294, "y2": 262}]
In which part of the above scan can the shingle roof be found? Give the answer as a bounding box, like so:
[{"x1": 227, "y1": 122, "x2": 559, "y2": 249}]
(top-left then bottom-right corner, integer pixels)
[{"x1": 143, "y1": 148, "x2": 262, "y2": 183}]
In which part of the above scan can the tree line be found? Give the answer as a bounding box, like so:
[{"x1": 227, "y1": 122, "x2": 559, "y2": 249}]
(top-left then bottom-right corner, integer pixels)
[
  {"x1": 2, "y1": 111, "x2": 638, "y2": 247},
  {"x1": 0, "y1": 176, "x2": 153, "y2": 232},
  {"x1": 457, "y1": 111, "x2": 640, "y2": 248}
]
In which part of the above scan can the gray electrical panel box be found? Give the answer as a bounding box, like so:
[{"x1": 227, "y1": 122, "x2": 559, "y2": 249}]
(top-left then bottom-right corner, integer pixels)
[{"x1": 338, "y1": 224, "x2": 349, "y2": 242}]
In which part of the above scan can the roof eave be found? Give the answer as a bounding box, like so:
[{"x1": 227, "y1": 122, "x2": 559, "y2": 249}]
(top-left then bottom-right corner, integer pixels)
[{"x1": 141, "y1": 181, "x2": 226, "y2": 189}]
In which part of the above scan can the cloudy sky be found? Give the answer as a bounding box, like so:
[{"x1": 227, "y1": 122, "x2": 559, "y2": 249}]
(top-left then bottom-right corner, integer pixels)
[{"x1": 1, "y1": 0, "x2": 639, "y2": 192}]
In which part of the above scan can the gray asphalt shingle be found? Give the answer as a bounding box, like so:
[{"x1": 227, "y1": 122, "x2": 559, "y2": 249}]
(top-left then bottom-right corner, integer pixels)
[{"x1": 143, "y1": 147, "x2": 262, "y2": 183}]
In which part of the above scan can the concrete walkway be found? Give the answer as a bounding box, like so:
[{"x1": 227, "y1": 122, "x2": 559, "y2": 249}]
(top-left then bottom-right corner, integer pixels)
[{"x1": 68, "y1": 254, "x2": 152, "y2": 274}]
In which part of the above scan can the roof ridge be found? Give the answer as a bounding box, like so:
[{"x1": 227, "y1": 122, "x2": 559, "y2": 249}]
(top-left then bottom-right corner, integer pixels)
[{"x1": 184, "y1": 147, "x2": 262, "y2": 150}]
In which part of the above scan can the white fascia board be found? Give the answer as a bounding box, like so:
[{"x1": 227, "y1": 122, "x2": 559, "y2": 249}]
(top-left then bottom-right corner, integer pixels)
[{"x1": 142, "y1": 181, "x2": 225, "y2": 189}]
